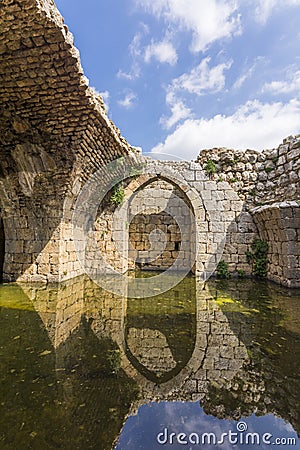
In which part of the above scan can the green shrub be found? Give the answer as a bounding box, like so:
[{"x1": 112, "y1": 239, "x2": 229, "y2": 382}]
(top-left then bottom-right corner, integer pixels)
[
  {"x1": 237, "y1": 269, "x2": 246, "y2": 278},
  {"x1": 204, "y1": 159, "x2": 217, "y2": 176},
  {"x1": 246, "y1": 239, "x2": 269, "y2": 278},
  {"x1": 110, "y1": 186, "x2": 125, "y2": 205},
  {"x1": 216, "y1": 260, "x2": 230, "y2": 279}
]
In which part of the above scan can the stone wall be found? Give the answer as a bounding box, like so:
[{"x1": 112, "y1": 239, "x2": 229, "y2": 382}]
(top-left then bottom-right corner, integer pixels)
[
  {"x1": 252, "y1": 202, "x2": 300, "y2": 287},
  {"x1": 197, "y1": 135, "x2": 300, "y2": 208},
  {"x1": 100, "y1": 140, "x2": 299, "y2": 285},
  {"x1": 81, "y1": 159, "x2": 258, "y2": 281},
  {"x1": 128, "y1": 179, "x2": 195, "y2": 271},
  {"x1": 126, "y1": 170, "x2": 258, "y2": 276},
  {"x1": 0, "y1": 0, "x2": 137, "y2": 282},
  {"x1": 196, "y1": 136, "x2": 300, "y2": 286}
]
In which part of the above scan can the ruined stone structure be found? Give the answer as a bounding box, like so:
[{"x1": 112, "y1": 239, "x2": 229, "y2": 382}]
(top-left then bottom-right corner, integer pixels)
[
  {"x1": 0, "y1": 0, "x2": 299, "y2": 287},
  {"x1": 0, "y1": 0, "x2": 137, "y2": 283},
  {"x1": 197, "y1": 140, "x2": 300, "y2": 287}
]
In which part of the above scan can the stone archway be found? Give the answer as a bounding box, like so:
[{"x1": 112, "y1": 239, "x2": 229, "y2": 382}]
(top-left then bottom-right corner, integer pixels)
[
  {"x1": 0, "y1": 217, "x2": 4, "y2": 282},
  {"x1": 71, "y1": 157, "x2": 228, "y2": 285},
  {"x1": 127, "y1": 177, "x2": 196, "y2": 273}
]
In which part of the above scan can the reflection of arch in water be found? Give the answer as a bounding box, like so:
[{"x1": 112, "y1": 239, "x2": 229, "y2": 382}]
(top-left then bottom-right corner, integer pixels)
[
  {"x1": 124, "y1": 276, "x2": 197, "y2": 384},
  {"x1": 17, "y1": 277, "x2": 300, "y2": 438},
  {"x1": 23, "y1": 275, "x2": 250, "y2": 404},
  {"x1": 0, "y1": 217, "x2": 4, "y2": 282},
  {"x1": 120, "y1": 279, "x2": 250, "y2": 404}
]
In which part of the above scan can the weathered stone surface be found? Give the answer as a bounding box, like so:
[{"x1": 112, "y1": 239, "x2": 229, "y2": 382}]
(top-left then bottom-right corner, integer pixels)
[
  {"x1": 0, "y1": 0, "x2": 137, "y2": 282},
  {"x1": 196, "y1": 135, "x2": 300, "y2": 207}
]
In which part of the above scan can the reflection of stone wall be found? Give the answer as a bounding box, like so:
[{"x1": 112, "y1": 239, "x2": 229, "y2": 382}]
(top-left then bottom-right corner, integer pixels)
[
  {"x1": 0, "y1": 217, "x2": 4, "y2": 282},
  {"x1": 127, "y1": 328, "x2": 177, "y2": 375},
  {"x1": 20, "y1": 275, "x2": 300, "y2": 437}
]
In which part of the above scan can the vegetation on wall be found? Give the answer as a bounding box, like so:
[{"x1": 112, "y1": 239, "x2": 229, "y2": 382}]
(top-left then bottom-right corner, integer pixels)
[
  {"x1": 129, "y1": 162, "x2": 146, "y2": 178},
  {"x1": 246, "y1": 239, "x2": 269, "y2": 278},
  {"x1": 110, "y1": 186, "x2": 125, "y2": 205},
  {"x1": 216, "y1": 260, "x2": 231, "y2": 279},
  {"x1": 237, "y1": 269, "x2": 246, "y2": 279},
  {"x1": 204, "y1": 159, "x2": 217, "y2": 176}
]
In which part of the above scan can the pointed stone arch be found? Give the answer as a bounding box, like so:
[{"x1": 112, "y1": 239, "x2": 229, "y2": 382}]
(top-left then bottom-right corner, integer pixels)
[
  {"x1": 120, "y1": 170, "x2": 207, "y2": 276},
  {"x1": 126, "y1": 175, "x2": 198, "y2": 273}
]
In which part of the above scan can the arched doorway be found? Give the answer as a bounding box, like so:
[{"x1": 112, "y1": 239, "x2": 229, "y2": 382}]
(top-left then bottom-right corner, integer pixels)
[
  {"x1": 0, "y1": 217, "x2": 5, "y2": 282},
  {"x1": 128, "y1": 177, "x2": 196, "y2": 273}
]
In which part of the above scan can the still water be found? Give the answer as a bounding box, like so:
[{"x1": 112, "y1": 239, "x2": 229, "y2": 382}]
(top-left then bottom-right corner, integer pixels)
[{"x1": 0, "y1": 274, "x2": 299, "y2": 449}]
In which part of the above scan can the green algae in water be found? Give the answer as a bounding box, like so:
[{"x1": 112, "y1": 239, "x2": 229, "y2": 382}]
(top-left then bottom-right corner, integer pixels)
[
  {"x1": 0, "y1": 284, "x2": 35, "y2": 311},
  {"x1": 0, "y1": 282, "x2": 138, "y2": 450},
  {"x1": 215, "y1": 295, "x2": 261, "y2": 315}
]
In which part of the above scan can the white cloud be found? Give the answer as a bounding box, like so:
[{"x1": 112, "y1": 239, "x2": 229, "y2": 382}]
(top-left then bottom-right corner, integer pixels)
[
  {"x1": 135, "y1": 0, "x2": 241, "y2": 52},
  {"x1": 263, "y1": 70, "x2": 300, "y2": 94},
  {"x1": 159, "y1": 57, "x2": 232, "y2": 128},
  {"x1": 117, "y1": 91, "x2": 137, "y2": 109},
  {"x1": 117, "y1": 63, "x2": 140, "y2": 81},
  {"x1": 151, "y1": 99, "x2": 300, "y2": 159},
  {"x1": 160, "y1": 91, "x2": 192, "y2": 129},
  {"x1": 232, "y1": 59, "x2": 261, "y2": 90},
  {"x1": 116, "y1": 24, "x2": 149, "y2": 80},
  {"x1": 232, "y1": 73, "x2": 248, "y2": 90},
  {"x1": 129, "y1": 30, "x2": 143, "y2": 58},
  {"x1": 173, "y1": 57, "x2": 232, "y2": 95},
  {"x1": 232, "y1": 62, "x2": 263, "y2": 89},
  {"x1": 252, "y1": 0, "x2": 300, "y2": 24},
  {"x1": 144, "y1": 39, "x2": 178, "y2": 65}
]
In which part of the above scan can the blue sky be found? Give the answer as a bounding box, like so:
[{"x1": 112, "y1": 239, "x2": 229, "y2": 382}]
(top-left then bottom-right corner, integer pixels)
[{"x1": 55, "y1": 0, "x2": 300, "y2": 159}]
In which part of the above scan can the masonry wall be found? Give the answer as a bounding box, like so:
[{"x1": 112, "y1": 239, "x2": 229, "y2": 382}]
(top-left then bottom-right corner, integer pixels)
[
  {"x1": 252, "y1": 202, "x2": 300, "y2": 287},
  {"x1": 0, "y1": 0, "x2": 136, "y2": 282},
  {"x1": 196, "y1": 135, "x2": 300, "y2": 208},
  {"x1": 85, "y1": 141, "x2": 300, "y2": 286},
  {"x1": 196, "y1": 135, "x2": 300, "y2": 286},
  {"x1": 87, "y1": 159, "x2": 259, "y2": 280},
  {"x1": 128, "y1": 179, "x2": 195, "y2": 272}
]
